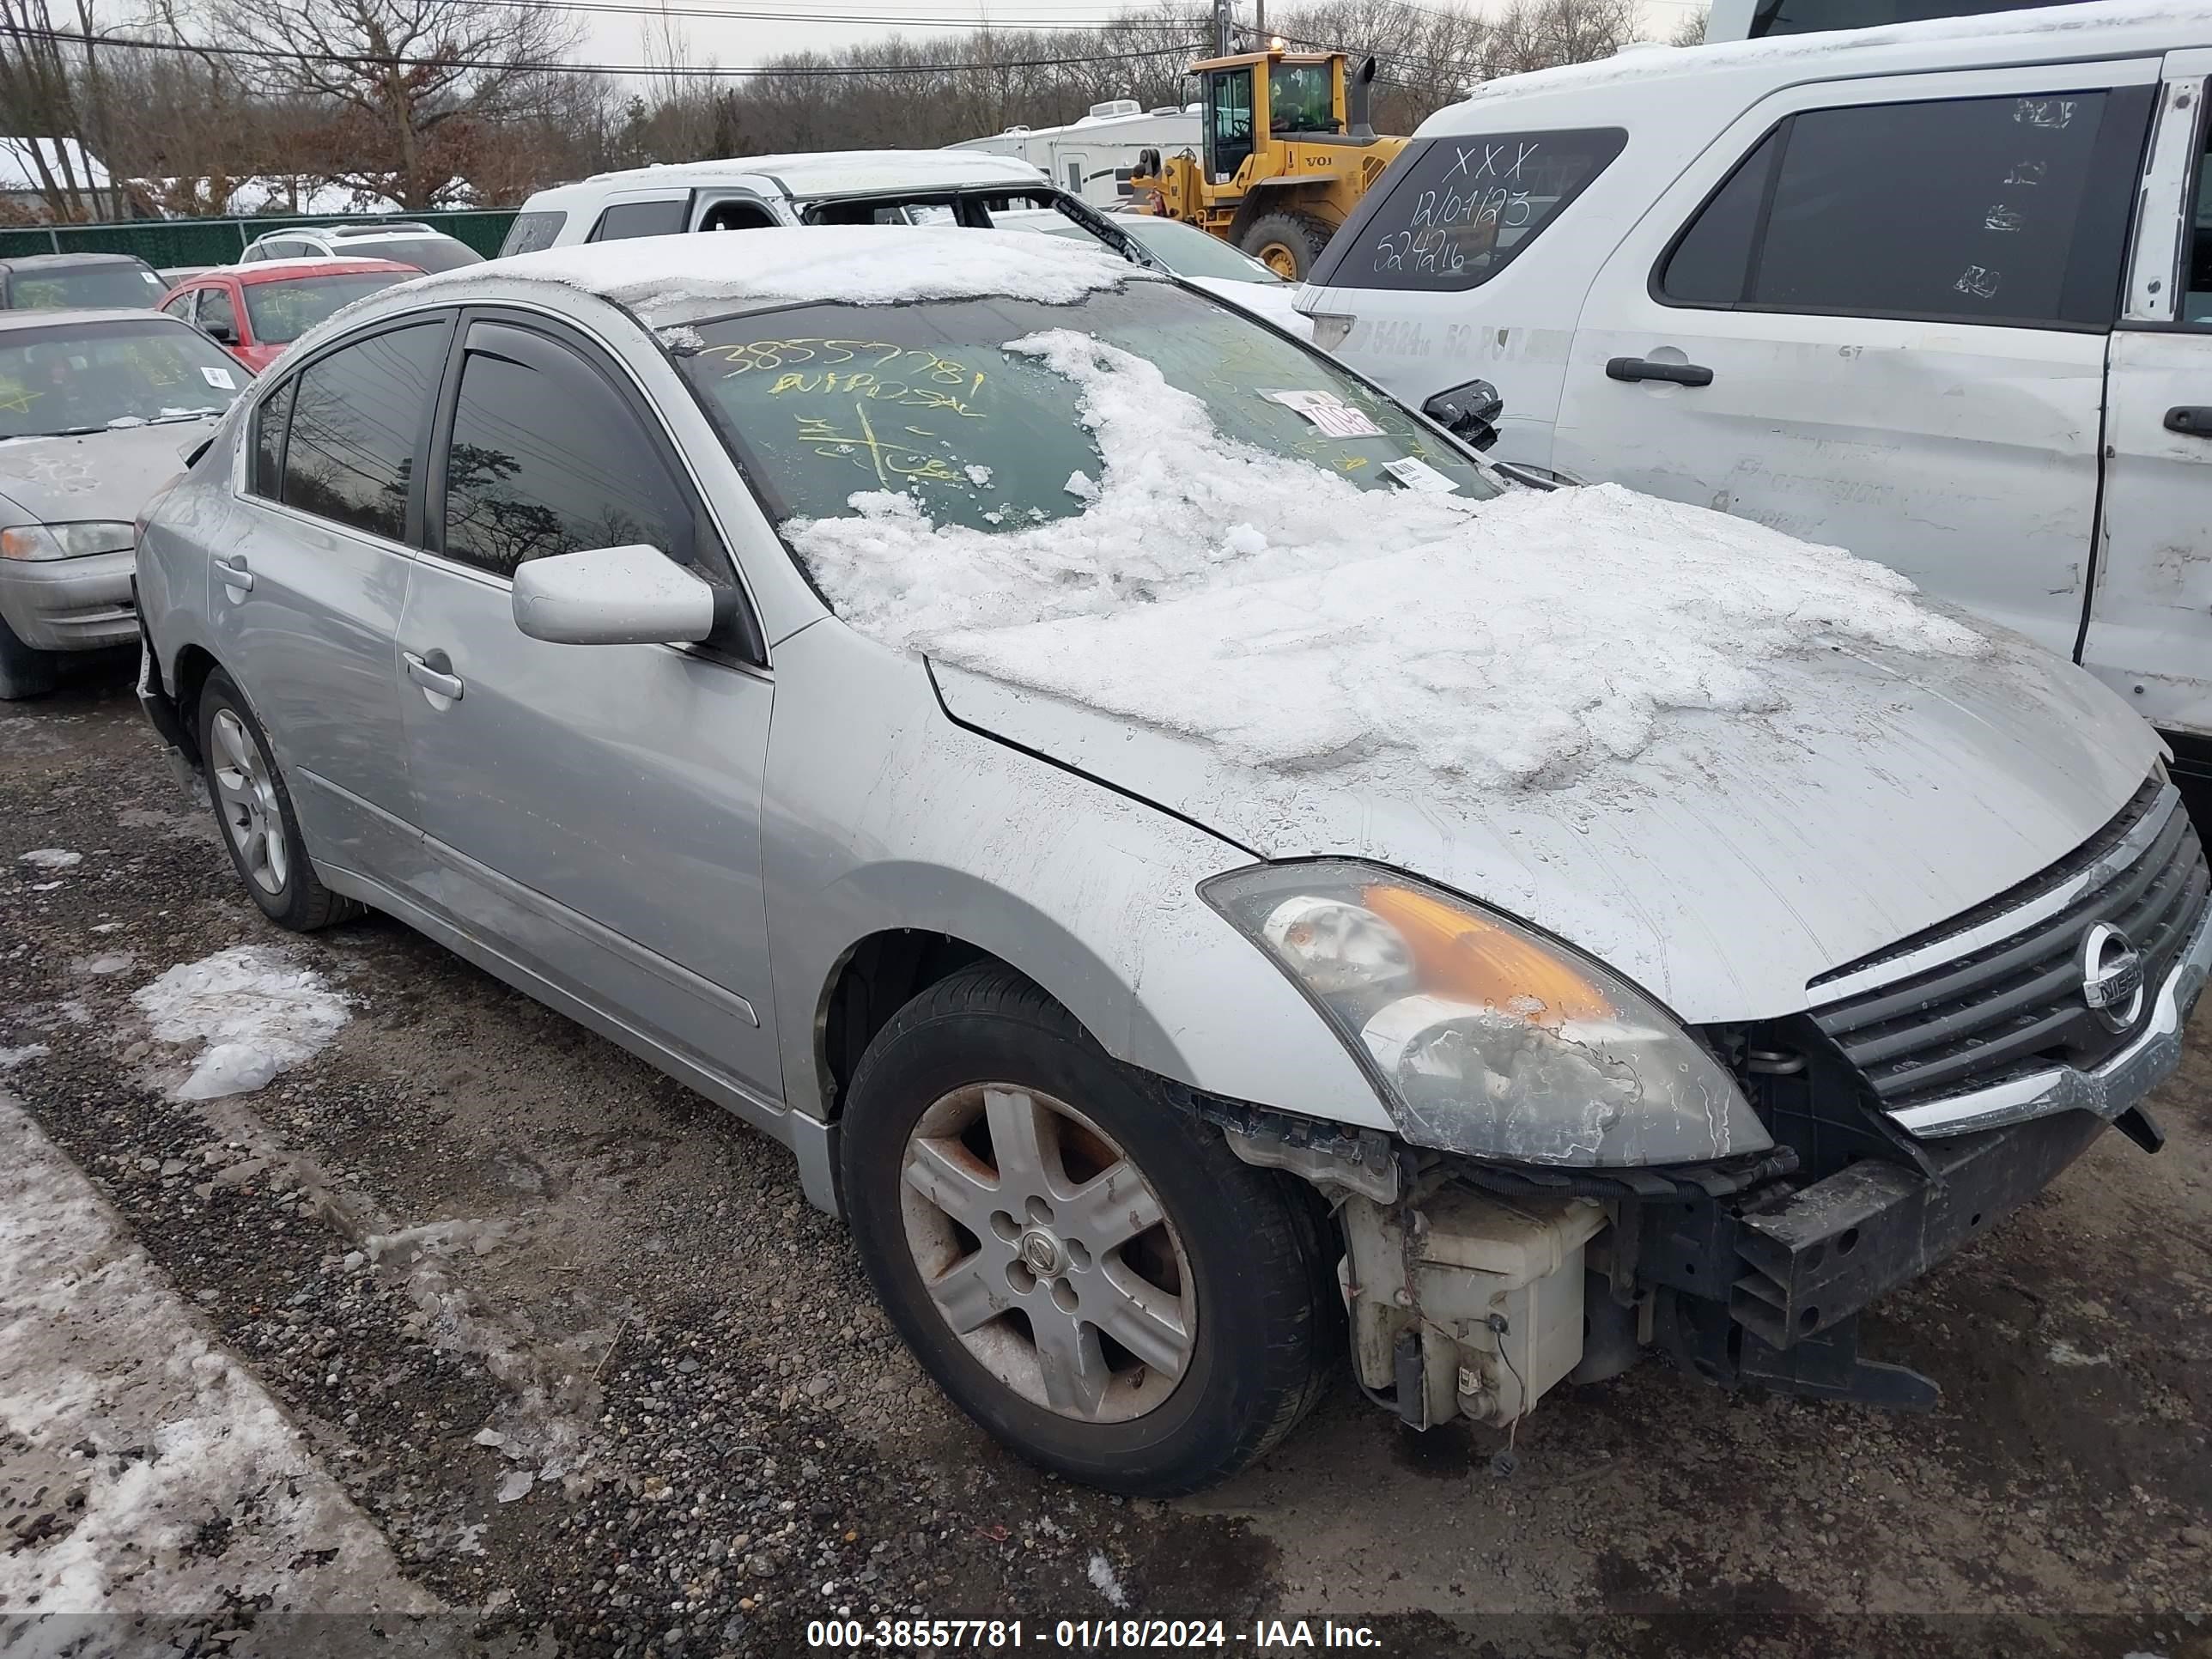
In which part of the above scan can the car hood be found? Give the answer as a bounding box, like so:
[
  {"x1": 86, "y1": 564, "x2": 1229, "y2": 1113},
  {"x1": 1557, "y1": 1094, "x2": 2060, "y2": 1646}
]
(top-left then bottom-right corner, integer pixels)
[
  {"x1": 931, "y1": 629, "x2": 2159, "y2": 1023},
  {"x1": 0, "y1": 420, "x2": 219, "y2": 526}
]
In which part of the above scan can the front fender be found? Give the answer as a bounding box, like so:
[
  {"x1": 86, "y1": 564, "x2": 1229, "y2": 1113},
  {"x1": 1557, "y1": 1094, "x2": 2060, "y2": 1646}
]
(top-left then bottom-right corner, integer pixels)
[{"x1": 761, "y1": 622, "x2": 1388, "y2": 1132}]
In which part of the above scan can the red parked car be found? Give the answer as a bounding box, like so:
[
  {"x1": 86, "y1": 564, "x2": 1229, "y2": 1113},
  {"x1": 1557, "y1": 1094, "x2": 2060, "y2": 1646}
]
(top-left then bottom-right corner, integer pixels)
[{"x1": 156, "y1": 258, "x2": 421, "y2": 374}]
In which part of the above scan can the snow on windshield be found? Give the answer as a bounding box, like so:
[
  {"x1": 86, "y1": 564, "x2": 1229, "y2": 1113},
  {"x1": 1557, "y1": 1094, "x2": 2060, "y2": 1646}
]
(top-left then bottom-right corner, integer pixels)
[
  {"x1": 789, "y1": 330, "x2": 1990, "y2": 790},
  {"x1": 412, "y1": 225, "x2": 1139, "y2": 312}
]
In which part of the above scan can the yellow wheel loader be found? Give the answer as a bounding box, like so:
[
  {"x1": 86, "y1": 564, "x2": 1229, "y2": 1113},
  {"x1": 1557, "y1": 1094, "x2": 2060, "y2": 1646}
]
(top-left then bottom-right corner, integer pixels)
[{"x1": 1130, "y1": 48, "x2": 1407, "y2": 281}]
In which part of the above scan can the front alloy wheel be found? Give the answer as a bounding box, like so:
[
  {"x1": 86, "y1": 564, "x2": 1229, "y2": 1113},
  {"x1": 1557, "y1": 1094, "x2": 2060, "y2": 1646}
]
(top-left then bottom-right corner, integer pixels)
[
  {"x1": 842, "y1": 963, "x2": 1340, "y2": 1496},
  {"x1": 901, "y1": 1084, "x2": 1195, "y2": 1423}
]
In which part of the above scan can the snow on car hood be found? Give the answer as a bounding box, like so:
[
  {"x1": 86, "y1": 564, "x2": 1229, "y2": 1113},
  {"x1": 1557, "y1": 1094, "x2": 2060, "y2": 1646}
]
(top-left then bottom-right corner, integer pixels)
[
  {"x1": 0, "y1": 418, "x2": 217, "y2": 527},
  {"x1": 792, "y1": 329, "x2": 2158, "y2": 1019}
]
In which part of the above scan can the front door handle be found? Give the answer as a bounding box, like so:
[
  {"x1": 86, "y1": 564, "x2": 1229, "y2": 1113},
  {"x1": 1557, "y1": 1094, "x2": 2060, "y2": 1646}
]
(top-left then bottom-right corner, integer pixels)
[
  {"x1": 213, "y1": 554, "x2": 252, "y2": 592},
  {"x1": 403, "y1": 650, "x2": 463, "y2": 702},
  {"x1": 1606, "y1": 356, "x2": 1715, "y2": 387},
  {"x1": 2164, "y1": 405, "x2": 2212, "y2": 437}
]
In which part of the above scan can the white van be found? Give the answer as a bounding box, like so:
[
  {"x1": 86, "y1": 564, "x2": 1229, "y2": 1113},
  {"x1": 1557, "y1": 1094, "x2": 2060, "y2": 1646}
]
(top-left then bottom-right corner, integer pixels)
[
  {"x1": 501, "y1": 151, "x2": 1093, "y2": 253},
  {"x1": 1300, "y1": 0, "x2": 2211, "y2": 782},
  {"x1": 950, "y1": 100, "x2": 1204, "y2": 209}
]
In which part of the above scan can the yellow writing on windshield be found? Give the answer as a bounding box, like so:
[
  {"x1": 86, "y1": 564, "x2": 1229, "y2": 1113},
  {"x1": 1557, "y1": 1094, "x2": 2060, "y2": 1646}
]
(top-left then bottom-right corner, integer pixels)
[
  {"x1": 798, "y1": 404, "x2": 965, "y2": 489},
  {"x1": 0, "y1": 378, "x2": 40, "y2": 414},
  {"x1": 765, "y1": 368, "x2": 984, "y2": 417},
  {"x1": 701, "y1": 338, "x2": 903, "y2": 374}
]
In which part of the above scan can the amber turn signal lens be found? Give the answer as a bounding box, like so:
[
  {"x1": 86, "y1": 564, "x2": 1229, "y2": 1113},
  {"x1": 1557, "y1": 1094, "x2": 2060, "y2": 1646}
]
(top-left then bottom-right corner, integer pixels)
[{"x1": 1362, "y1": 883, "x2": 1613, "y2": 1023}]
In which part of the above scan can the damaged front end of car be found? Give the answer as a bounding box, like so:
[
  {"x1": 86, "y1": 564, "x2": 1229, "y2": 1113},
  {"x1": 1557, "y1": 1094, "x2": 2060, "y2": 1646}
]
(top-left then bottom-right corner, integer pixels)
[{"x1": 1200, "y1": 776, "x2": 2212, "y2": 1429}]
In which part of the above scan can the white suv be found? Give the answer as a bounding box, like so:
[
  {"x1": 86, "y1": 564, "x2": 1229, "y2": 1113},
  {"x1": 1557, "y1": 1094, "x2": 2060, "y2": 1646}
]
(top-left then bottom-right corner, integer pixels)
[
  {"x1": 1301, "y1": 0, "x2": 2212, "y2": 785},
  {"x1": 240, "y1": 222, "x2": 484, "y2": 273}
]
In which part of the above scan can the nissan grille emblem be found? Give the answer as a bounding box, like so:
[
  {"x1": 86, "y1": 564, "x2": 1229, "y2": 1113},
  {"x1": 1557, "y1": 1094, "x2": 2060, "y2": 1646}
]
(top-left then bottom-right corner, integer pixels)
[{"x1": 2078, "y1": 922, "x2": 2146, "y2": 1035}]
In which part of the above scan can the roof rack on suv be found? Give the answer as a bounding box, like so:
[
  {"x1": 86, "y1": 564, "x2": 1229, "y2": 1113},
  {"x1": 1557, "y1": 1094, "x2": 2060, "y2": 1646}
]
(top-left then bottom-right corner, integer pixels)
[{"x1": 331, "y1": 222, "x2": 434, "y2": 236}]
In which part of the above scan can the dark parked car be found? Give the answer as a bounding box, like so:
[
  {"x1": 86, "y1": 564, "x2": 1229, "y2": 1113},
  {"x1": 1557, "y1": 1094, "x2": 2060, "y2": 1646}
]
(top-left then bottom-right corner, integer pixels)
[{"x1": 0, "y1": 252, "x2": 167, "y2": 311}]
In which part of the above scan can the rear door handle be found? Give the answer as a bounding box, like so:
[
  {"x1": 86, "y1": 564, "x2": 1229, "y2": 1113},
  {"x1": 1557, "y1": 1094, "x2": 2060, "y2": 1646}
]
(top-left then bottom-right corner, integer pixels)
[
  {"x1": 2163, "y1": 405, "x2": 2212, "y2": 437},
  {"x1": 403, "y1": 650, "x2": 463, "y2": 702},
  {"x1": 212, "y1": 555, "x2": 252, "y2": 592},
  {"x1": 1606, "y1": 356, "x2": 1715, "y2": 387}
]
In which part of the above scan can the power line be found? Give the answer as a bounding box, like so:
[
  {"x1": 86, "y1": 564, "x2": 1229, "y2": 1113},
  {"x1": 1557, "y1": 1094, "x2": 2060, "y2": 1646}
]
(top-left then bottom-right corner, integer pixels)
[{"x1": 0, "y1": 23, "x2": 1204, "y2": 76}]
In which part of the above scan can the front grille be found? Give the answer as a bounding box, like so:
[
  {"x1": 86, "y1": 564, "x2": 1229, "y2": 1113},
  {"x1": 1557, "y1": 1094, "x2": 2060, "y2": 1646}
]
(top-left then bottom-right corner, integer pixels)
[{"x1": 1809, "y1": 779, "x2": 2209, "y2": 1111}]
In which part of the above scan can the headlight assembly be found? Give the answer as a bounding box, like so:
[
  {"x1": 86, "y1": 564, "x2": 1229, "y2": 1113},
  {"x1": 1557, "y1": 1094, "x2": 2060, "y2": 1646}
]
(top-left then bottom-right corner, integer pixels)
[
  {"x1": 0, "y1": 520, "x2": 134, "y2": 562},
  {"x1": 1203, "y1": 861, "x2": 1770, "y2": 1167}
]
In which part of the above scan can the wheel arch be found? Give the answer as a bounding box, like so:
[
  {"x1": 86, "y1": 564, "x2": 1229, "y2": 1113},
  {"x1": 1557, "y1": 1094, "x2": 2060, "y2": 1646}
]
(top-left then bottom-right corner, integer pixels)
[{"x1": 815, "y1": 927, "x2": 1010, "y2": 1121}]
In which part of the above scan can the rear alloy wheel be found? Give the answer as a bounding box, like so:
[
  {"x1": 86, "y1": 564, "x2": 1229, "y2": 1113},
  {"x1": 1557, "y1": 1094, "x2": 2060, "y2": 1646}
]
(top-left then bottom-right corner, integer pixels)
[
  {"x1": 196, "y1": 668, "x2": 361, "y2": 932},
  {"x1": 842, "y1": 963, "x2": 1340, "y2": 1496}
]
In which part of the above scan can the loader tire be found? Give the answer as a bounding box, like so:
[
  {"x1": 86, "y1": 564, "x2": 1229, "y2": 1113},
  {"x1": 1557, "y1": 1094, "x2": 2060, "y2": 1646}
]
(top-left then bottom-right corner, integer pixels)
[{"x1": 1239, "y1": 211, "x2": 1334, "y2": 280}]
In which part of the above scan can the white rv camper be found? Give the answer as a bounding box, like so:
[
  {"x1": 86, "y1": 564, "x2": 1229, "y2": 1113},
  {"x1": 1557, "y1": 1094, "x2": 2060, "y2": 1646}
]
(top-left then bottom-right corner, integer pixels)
[{"x1": 949, "y1": 100, "x2": 1201, "y2": 209}]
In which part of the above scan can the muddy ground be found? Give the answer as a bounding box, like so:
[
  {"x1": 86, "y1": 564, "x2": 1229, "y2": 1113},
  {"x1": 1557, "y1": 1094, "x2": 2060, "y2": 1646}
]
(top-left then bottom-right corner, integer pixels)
[{"x1": 2, "y1": 660, "x2": 2208, "y2": 1659}]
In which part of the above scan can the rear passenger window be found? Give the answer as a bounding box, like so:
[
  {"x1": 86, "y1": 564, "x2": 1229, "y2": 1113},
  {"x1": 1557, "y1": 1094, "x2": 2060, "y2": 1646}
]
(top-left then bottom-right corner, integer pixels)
[
  {"x1": 251, "y1": 377, "x2": 294, "y2": 500},
  {"x1": 281, "y1": 322, "x2": 447, "y2": 540},
  {"x1": 499, "y1": 210, "x2": 566, "y2": 256},
  {"x1": 1661, "y1": 88, "x2": 2154, "y2": 327},
  {"x1": 1309, "y1": 127, "x2": 1626, "y2": 291},
  {"x1": 591, "y1": 199, "x2": 687, "y2": 242},
  {"x1": 437, "y1": 323, "x2": 696, "y2": 579}
]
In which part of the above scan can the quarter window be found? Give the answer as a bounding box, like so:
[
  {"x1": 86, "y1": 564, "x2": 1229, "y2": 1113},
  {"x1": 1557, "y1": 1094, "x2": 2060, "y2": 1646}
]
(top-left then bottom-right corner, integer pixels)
[
  {"x1": 438, "y1": 322, "x2": 696, "y2": 580},
  {"x1": 1312, "y1": 128, "x2": 1626, "y2": 292},
  {"x1": 1660, "y1": 88, "x2": 2154, "y2": 327},
  {"x1": 591, "y1": 199, "x2": 688, "y2": 241},
  {"x1": 252, "y1": 377, "x2": 294, "y2": 500},
  {"x1": 279, "y1": 321, "x2": 447, "y2": 541}
]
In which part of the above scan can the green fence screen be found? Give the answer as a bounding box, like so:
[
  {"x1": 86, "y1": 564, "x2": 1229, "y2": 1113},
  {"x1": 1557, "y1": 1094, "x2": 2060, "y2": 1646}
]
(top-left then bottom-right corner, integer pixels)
[{"x1": 0, "y1": 209, "x2": 519, "y2": 270}]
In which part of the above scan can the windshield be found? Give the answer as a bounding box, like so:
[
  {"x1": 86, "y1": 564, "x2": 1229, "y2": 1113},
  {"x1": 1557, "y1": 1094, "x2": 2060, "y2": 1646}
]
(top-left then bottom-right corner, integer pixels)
[
  {"x1": 244, "y1": 271, "x2": 411, "y2": 343},
  {"x1": 1047, "y1": 216, "x2": 1283, "y2": 283},
  {"x1": 0, "y1": 317, "x2": 244, "y2": 439},
  {"x1": 1270, "y1": 63, "x2": 1336, "y2": 134},
  {"x1": 6, "y1": 263, "x2": 164, "y2": 310},
  {"x1": 372, "y1": 239, "x2": 478, "y2": 272},
  {"x1": 677, "y1": 284, "x2": 1492, "y2": 537}
]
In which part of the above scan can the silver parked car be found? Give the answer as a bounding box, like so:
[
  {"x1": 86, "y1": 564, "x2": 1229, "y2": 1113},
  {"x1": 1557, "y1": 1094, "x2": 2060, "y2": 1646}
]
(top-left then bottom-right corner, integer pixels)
[
  {"x1": 0, "y1": 307, "x2": 245, "y2": 697},
  {"x1": 135, "y1": 228, "x2": 2211, "y2": 1494}
]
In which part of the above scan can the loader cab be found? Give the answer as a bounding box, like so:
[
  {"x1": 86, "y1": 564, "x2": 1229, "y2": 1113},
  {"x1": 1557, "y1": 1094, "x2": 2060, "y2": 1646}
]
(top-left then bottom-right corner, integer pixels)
[{"x1": 1199, "y1": 51, "x2": 1348, "y2": 183}]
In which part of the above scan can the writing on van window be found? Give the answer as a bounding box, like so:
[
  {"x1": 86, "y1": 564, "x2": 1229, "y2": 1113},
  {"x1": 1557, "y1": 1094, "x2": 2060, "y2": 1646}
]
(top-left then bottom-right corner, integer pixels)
[{"x1": 2014, "y1": 97, "x2": 2076, "y2": 131}]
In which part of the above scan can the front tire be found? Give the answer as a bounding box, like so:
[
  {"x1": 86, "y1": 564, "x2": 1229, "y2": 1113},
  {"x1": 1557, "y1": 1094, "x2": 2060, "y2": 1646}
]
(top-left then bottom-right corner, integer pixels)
[
  {"x1": 0, "y1": 611, "x2": 58, "y2": 701},
  {"x1": 197, "y1": 669, "x2": 360, "y2": 931},
  {"x1": 841, "y1": 963, "x2": 1340, "y2": 1496},
  {"x1": 1238, "y1": 210, "x2": 1334, "y2": 281}
]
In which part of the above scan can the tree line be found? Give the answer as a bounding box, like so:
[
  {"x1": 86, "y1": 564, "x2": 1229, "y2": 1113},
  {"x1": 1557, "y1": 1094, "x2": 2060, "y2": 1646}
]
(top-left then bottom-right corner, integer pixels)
[{"x1": 0, "y1": 0, "x2": 1702, "y2": 222}]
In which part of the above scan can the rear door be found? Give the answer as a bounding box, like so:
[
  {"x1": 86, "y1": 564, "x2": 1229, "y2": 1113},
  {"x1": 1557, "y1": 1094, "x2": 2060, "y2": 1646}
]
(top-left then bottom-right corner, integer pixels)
[
  {"x1": 2085, "y1": 52, "x2": 2212, "y2": 763},
  {"x1": 210, "y1": 314, "x2": 450, "y2": 873},
  {"x1": 1553, "y1": 64, "x2": 2160, "y2": 664}
]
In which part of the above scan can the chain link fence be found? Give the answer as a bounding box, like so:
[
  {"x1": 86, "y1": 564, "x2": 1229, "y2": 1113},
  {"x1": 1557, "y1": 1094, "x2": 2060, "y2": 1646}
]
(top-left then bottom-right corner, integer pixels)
[{"x1": 0, "y1": 210, "x2": 518, "y2": 269}]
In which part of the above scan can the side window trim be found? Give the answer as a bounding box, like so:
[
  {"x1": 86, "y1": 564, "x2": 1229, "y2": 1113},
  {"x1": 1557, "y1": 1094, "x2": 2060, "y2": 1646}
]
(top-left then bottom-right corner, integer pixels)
[
  {"x1": 424, "y1": 304, "x2": 765, "y2": 665},
  {"x1": 2121, "y1": 70, "x2": 2212, "y2": 327},
  {"x1": 264, "y1": 309, "x2": 458, "y2": 547},
  {"x1": 1650, "y1": 74, "x2": 2159, "y2": 332}
]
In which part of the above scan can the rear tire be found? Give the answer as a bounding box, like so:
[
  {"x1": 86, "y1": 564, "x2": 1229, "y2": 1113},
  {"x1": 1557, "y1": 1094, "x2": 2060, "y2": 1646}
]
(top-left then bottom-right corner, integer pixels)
[
  {"x1": 1238, "y1": 211, "x2": 1335, "y2": 281},
  {"x1": 0, "y1": 611, "x2": 58, "y2": 701},
  {"x1": 840, "y1": 963, "x2": 1340, "y2": 1497},
  {"x1": 197, "y1": 668, "x2": 361, "y2": 932}
]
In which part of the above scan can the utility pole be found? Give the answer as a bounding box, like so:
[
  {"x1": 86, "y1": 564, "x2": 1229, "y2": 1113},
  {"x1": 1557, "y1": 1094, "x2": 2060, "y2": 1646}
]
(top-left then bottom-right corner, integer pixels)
[
  {"x1": 1255, "y1": 0, "x2": 1267, "y2": 41},
  {"x1": 1212, "y1": 0, "x2": 1233, "y2": 57}
]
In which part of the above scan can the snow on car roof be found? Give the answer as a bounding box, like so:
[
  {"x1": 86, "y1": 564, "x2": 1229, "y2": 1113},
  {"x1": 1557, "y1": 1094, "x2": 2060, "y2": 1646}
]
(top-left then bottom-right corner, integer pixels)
[
  {"x1": 1429, "y1": 0, "x2": 2201, "y2": 121},
  {"x1": 407, "y1": 225, "x2": 1145, "y2": 316},
  {"x1": 789, "y1": 329, "x2": 1990, "y2": 793},
  {"x1": 568, "y1": 149, "x2": 1048, "y2": 199}
]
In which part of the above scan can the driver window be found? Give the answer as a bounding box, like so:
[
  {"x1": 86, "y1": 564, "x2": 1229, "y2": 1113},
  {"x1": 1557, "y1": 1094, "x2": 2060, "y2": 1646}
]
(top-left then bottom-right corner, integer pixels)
[{"x1": 1208, "y1": 68, "x2": 1255, "y2": 183}]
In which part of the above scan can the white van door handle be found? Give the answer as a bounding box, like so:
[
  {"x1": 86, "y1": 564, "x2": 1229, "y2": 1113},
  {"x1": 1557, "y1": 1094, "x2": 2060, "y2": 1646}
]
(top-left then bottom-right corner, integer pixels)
[
  {"x1": 2163, "y1": 406, "x2": 2212, "y2": 438},
  {"x1": 1607, "y1": 356, "x2": 1715, "y2": 388}
]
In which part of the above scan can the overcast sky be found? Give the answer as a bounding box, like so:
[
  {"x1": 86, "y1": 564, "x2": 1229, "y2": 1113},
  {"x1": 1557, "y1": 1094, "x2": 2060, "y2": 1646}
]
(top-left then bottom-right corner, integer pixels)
[{"x1": 565, "y1": 0, "x2": 1703, "y2": 80}]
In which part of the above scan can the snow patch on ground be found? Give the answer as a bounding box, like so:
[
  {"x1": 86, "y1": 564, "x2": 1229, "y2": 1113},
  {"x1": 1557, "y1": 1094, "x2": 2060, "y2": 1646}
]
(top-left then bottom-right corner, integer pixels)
[
  {"x1": 0, "y1": 1095, "x2": 429, "y2": 1616},
  {"x1": 1087, "y1": 1551, "x2": 1128, "y2": 1607},
  {"x1": 18, "y1": 848, "x2": 81, "y2": 870},
  {"x1": 130, "y1": 945, "x2": 350, "y2": 1101},
  {"x1": 0, "y1": 1042, "x2": 48, "y2": 1068},
  {"x1": 787, "y1": 329, "x2": 1986, "y2": 790}
]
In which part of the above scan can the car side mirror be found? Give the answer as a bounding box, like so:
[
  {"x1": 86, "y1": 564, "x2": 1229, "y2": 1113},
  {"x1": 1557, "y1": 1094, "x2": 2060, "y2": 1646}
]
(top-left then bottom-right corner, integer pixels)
[
  {"x1": 205, "y1": 321, "x2": 238, "y2": 347},
  {"x1": 510, "y1": 544, "x2": 718, "y2": 646},
  {"x1": 1422, "y1": 378, "x2": 1503, "y2": 452}
]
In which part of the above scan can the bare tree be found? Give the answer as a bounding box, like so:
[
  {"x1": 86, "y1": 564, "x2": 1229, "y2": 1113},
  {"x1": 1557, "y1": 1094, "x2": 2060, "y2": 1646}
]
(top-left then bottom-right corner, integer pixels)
[
  {"x1": 198, "y1": 0, "x2": 583, "y2": 208},
  {"x1": 0, "y1": 0, "x2": 105, "y2": 218},
  {"x1": 1668, "y1": 5, "x2": 1711, "y2": 45}
]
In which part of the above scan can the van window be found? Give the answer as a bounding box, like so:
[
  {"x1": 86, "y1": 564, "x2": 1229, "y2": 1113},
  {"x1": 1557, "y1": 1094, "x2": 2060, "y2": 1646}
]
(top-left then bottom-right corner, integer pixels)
[
  {"x1": 591, "y1": 199, "x2": 688, "y2": 242},
  {"x1": 499, "y1": 210, "x2": 566, "y2": 256},
  {"x1": 1311, "y1": 129, "x2": 1626, "y2": 292},
  {"x1": 2185, "y1": 93, "x2": 2212, "y2": 327},
  {"x1": 1659, "y1": 88, "x2": 2154, "y2": 328}
]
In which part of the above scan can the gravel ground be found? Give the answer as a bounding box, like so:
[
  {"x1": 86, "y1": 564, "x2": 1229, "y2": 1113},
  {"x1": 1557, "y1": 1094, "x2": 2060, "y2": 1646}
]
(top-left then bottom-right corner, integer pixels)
[{"x1": 2, "y1": 662, "x2": 2208, "y2": 1659}]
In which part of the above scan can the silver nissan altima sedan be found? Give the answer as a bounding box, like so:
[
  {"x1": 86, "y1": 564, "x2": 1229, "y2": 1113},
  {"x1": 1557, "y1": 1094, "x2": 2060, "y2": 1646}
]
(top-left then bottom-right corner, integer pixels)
[{"x1": 134, "y1": 228, "x2": 2210, "y2": 1495}]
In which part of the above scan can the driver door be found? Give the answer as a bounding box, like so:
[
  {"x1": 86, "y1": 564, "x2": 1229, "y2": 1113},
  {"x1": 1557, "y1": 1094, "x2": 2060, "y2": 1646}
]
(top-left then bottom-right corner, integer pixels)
[
  {"x1": 1207, "y1": 67, "x2": 1255, "y2": 185},
  {"x1": 395, "y1": 311, "x2": 783, "y2": 1100}
]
